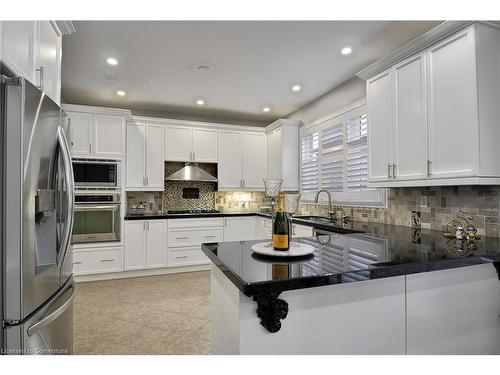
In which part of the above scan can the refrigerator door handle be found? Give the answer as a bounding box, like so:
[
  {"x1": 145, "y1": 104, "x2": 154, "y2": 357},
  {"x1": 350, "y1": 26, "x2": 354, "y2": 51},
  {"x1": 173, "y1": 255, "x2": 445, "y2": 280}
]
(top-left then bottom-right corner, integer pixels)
[
  {"x1": 56, "y1": 126, "x2": 75, "y2": 269},
  {"x1": 26, "y1": 281, "x2": 76, "y2": 337}
]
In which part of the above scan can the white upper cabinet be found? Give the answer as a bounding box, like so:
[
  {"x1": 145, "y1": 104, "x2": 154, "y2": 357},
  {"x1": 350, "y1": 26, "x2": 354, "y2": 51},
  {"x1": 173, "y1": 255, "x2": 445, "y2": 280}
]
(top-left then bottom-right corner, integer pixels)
[
  {"x1": 218, "y1": 130, "x2": 266, "y2": 190},
  {"x1": 393, "y1": 52, "x2": 428, "y2": 181},
  {"x1": 37, "y1": 21, "x2": 62, "y2": 105},
  {"x1": 1, "y1": 21, "x2": 37, "y2": 83},
  {"x1": 93, "y1": 114, "x2": 125, "y2": 158},
  {"x1": 164, "y1": 124, "x2": 218, "y2": 162},
  {"x1": 367, "y1": 69, "x2": 393, "y2": 183},
  {"x1": 125, "y1": 121, "x2": 164, "y2": 191},
  {"x1": 266, "y1": 119, "x2": 300, "y2": 191},
  {"x1": 241, "y1": 132, "x2": 266, "y2": 189},
  {"x1": 192, "y1": 127, "x2": 218, "y2": 162},
  {"x1": 1, "y1": 21, "x2": 63, "y2": 105},
  {"x1": 164, "y1": 125, "x2": 192, "y2": 161},
  {"x1": 126, "y1": 122, "x2": 146, "y2": 189},
  {"x1": 68, "y1": 112, "x2": 93, "y2": 157},
  {"x1": 145, "y1": 124, "x2": 165, "y2": 189},
  {"x1": 426, "y1": 28, "x2": 478, "y2": 179},
  {"x1": 218, "y1": 131, "x2": 242, "y2": 189},
  {"x1": 366, "y1": 23, "x2": 500, "y2": 187},
  {"x1": 65, "y1": 106, "x2": 127, "y2": 159}
]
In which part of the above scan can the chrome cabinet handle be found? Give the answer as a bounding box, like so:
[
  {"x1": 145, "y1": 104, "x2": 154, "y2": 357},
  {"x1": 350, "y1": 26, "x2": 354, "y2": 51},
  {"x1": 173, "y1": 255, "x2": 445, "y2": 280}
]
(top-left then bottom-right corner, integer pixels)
[
  {"x1": 100, "y1": 259, "x2": 115, "y2": 263},
  {"x1": 427, "y1": 160, "x2": 432, "y2": 177},
  {"x1": 146, "y1": 176, "x2": 149, "y2": 186},
  {"x1": 176, "y1": 255, "x2": 189, "y2": 259},
  {"x1": 72, "y1": 261, "x2": 82, "y2": 265},
  {"x1": 205, "y1": 235, "x2": 217, "y2": 238},
  {"x1": 36, "y1": 66, "x2": 44, "y2": 90},
  {"x1": 388, "y1": 163, "x2": 392, "y2": 179},
  {"x1": 143, "y1": 221, "x2": 146, "y2": 231},
  {"x1": 176, "y1": 236, "x2": 189, "y2": 240},
  {"x1": 192, "y1": 152, "x2": 195, "y2": 161},
  {"x1": 392, "y1": 164, "x2": 396, "y2": 179}
]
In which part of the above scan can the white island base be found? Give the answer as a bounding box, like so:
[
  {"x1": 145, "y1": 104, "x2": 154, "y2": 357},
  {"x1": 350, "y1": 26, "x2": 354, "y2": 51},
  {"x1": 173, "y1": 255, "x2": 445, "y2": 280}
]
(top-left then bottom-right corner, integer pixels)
[{"x1": 210, "y1": 263, "x2": 500, "y2": 354}]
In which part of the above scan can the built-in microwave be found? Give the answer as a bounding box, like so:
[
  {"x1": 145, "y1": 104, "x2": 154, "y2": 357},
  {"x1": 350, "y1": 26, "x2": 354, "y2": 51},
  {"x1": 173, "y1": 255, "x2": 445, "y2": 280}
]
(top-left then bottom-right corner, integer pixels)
[{"x1": 72, "y1": 159, "x2": 121, "y2": 188}]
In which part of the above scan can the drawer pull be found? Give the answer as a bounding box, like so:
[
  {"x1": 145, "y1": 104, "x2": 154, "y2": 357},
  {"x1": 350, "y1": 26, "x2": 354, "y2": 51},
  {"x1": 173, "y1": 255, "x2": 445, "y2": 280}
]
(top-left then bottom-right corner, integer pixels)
[
  {"x1": 176, "y1": 237, "x2": 189, "y2": 240},
  {"x1": 175, "y1": 255, "x2": 189, "y2": 259},
  {"x1": 72, "y1": 261, "x2": 82, "y2": 265},
  {"x1": 100, "y1": 259, "x2": 115, "y2": 263},
  {"x1": 204, "y1": 235, "x2": 217, "y2": 238}
]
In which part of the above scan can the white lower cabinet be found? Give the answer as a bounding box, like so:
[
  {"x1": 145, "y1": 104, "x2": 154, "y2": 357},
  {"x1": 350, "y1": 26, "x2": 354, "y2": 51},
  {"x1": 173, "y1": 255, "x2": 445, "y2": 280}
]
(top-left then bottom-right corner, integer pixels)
[
  {"x1": 167, "y1": 218, "x2": 224, "y2": 267},
  {"x1": 223, "y1": 217, "x2": 256, "y2": 241},
  {"x1": 124, "y1": 219, "x2": 167, "y2": 270},
  {"x1": 72, "y1": 246, "x2": 123, "y2": 276}
]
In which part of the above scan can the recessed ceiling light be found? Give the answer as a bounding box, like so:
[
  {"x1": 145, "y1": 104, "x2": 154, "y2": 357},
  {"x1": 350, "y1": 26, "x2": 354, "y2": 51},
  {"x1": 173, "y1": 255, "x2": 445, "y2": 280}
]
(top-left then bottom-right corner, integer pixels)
[
  {"x1": 292, "y1": 84, "x2": 302, "y2": 92},
  {"x1": 107, "y1": 57, "x2": 118, "y2": 66},
  {"x1": 196, "y1": 99, "x2": 205, "y2": 106},
  {"x1": 194, "y1": 64, "x2": 213, "y2": 74},
  {"x1": 116, "y1": 90, "x2": 126, "y2": 97},
  {"x1": 341, "y1": 46, "x2": 353, "y2": 56},
  {"x1": 262, "y1": 106, "x2": 270, "y2": 113}
]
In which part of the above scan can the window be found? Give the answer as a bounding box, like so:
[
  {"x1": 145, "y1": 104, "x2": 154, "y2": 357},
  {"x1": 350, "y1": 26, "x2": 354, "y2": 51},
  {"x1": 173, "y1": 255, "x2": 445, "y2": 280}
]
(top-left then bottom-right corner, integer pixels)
[{"x1": 300, "y1": 102, "x2": 386, "y2": 207}]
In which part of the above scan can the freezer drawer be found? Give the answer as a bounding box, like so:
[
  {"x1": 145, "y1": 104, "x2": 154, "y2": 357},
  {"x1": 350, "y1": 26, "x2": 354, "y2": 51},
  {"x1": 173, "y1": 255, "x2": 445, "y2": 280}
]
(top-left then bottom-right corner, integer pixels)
[{"x1": 4, "y1": 278, "x2": 75, "y2": 355}]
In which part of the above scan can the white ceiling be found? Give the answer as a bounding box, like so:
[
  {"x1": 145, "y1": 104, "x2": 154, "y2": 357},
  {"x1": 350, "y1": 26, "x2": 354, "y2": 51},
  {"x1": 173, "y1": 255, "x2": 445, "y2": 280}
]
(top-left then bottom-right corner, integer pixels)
[{"x1": 61, "y1": 21, "x2": 441, "y2": 125}]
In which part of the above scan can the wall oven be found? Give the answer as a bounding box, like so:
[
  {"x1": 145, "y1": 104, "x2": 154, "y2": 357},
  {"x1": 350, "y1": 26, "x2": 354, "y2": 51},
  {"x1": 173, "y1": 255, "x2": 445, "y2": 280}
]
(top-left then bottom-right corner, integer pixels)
[
  {"x1": 72, "y1": 192, "x2": 121, "y2": 244},
  {"x1": 72, "y1": 159, "x2": 121, "y2": 188}
]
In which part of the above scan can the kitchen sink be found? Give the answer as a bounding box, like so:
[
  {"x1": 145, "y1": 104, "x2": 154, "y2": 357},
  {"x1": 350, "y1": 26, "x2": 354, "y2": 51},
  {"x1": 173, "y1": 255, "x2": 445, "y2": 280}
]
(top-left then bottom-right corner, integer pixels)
[{"x1": 293, "y1": 215, "x2": 337, "y2": 223}]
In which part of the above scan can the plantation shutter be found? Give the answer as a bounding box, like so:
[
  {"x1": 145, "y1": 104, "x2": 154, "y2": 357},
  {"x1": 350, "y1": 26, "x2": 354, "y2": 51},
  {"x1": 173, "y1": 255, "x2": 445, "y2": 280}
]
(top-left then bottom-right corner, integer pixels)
[{"x1": 300, "y1": 131, "x2": 320, "y2": 193}]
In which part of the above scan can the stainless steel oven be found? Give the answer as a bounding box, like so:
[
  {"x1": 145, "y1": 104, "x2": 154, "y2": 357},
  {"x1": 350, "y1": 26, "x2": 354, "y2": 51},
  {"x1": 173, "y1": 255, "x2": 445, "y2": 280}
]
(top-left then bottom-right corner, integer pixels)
[
  {"x1": 72, "y1": 159, "x2": 121, "y2": 188},
  {"x1": 72, "y1": 192, "x2": 121, "y2": 243}
]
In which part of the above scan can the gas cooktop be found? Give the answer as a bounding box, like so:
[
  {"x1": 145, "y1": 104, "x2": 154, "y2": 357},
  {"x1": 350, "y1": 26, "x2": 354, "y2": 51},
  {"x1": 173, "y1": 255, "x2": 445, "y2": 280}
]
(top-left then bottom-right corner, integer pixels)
[{"x1": 167, "y1": 209, "x2": 220, "y2": 215}]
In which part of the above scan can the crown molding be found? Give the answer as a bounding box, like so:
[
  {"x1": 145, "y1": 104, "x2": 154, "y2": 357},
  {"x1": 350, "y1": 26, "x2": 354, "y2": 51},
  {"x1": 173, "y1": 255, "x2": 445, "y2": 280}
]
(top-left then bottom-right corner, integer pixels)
[{"x1": 356, "y1": 21, "x2": 474, "y2": 80}]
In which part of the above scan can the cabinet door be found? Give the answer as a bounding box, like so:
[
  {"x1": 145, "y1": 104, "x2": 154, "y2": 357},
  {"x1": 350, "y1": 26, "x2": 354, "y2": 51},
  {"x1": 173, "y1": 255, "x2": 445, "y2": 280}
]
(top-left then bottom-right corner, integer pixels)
[
  {"x1": 146, "y1": 220, "x2": 167, "y2": 268},
  {"x1": 1, "y1": 21, "x2": 36, "y2": 83},
  {"x1": 67, "y1": 112, "x2": 93, "y2": 157},
  {"x1": 223, "y1": 217, "x2": 256, "y2": 241},
  {"x1": 427, "y1": 27, "x2": 479, "y2": 179},
  {"x1": 192, "y1": 127, "x2": 218, "y2": 162},
  {"x1": 393, "y1": 53, "x2": 428, "y2": 181},
  {"x1": 145, "y1": 124, "x2": 165, "y2": 190},
  {"x1": 93, "y1": 114, "x2": 125, "y2": 158},
  {"x1": 164, "y1": 125, "x2": 192, "y2": 161},
  {"x1": 126, "y1": 122, "x2": 146, "y2": 188},
  {"x1": 242, "y1": 132, "x2": 266, "y2": 190},
  {"x1": 267, "y1": 128, "x2": 282, "y2": 180},
  {"x1": 367, "y1": 69, "x2": 393, "y2": 182},
  {"x1": 218, "y1": 131, "x2": 242, "y2": 189},
  {"x1": 124, "y1": 221, "x2": 147, "y2": 270},
  {"x1": 37, "y1": 21, "x2": 61, "y2": 105}
]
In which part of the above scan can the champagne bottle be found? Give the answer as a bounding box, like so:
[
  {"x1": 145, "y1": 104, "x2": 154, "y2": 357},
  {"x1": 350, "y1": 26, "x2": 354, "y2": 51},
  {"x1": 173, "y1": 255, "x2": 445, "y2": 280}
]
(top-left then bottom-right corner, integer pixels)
[{"x1": 272, "y1": 192, "x2": 290, "y2": 250}]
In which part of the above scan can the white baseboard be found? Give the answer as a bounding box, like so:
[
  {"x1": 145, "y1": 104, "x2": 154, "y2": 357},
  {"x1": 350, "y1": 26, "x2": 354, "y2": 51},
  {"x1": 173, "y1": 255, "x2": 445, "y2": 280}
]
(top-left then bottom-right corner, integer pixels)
[{"x1": 74, "y1": 264, "x2": 210, "y2": 283}]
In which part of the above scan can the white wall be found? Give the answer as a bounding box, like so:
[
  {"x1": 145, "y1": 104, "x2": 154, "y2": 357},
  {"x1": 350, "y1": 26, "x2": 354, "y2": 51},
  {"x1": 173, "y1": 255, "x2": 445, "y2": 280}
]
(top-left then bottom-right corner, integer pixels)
[{"x1": 286, "y1": 76, "x2": 366, "y2": 124}]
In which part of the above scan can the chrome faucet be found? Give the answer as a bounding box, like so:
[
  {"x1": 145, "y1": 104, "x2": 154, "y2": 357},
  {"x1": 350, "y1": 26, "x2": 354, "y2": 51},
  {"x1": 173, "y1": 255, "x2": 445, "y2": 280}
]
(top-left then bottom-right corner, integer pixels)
[
  {"x1": 313, "y1": 189, "x2": 335, "y2": 220},
  {"x1": 313, "y1": 189, "x2": 350, "y2": 221}
]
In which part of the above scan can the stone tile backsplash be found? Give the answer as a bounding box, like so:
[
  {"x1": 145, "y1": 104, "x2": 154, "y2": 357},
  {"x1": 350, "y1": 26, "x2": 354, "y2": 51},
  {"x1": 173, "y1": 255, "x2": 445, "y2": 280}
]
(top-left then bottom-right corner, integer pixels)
[{"x1": 299, "y1": 186, "x2": 500, "y2": 237}]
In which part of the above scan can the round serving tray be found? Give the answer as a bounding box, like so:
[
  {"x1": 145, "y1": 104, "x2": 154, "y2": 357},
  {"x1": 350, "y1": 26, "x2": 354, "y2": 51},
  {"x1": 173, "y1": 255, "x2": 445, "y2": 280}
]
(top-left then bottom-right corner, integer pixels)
[{"x1": 251, "y1": 241, "x2": 315, "y2": 257}]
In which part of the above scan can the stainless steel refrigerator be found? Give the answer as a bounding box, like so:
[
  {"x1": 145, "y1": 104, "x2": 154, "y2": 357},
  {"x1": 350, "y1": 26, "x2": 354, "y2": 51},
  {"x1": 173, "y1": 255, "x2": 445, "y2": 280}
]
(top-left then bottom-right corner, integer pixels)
[{"x1": 1, "y1": 62, "x2": 75, "y2": 355}]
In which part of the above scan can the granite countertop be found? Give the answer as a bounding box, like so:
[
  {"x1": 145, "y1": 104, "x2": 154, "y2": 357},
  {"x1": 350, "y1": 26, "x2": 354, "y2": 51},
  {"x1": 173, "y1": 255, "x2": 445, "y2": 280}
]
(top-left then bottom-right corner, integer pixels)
[
  {"x1": 201, "y1": 225, "x2": 500, "y2": 297},
  {"x1": 124, "y1": 211, "x2": 266, "y2": 220}
]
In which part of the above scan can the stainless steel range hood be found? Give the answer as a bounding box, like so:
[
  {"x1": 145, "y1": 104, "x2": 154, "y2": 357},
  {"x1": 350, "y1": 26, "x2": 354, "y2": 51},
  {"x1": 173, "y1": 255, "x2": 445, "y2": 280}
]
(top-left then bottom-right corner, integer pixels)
[{"x1": 165, "y1": 163, "x2": 218, "y2": 182}]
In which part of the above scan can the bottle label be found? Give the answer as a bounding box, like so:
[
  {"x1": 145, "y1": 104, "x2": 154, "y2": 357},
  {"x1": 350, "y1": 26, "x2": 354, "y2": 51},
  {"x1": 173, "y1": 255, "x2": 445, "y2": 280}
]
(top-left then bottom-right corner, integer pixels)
[{"x1": 272, "y1": 234, "x2": 289, "y2": 250}]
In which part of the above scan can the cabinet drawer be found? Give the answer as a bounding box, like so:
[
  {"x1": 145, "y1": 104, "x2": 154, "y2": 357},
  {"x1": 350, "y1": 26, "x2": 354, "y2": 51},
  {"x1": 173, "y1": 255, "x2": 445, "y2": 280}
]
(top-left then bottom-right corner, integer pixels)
[
  {"x1": 167, "y1": 217, "x2": 224, "y2": 229},
  {"x1": 168, "y1": 247, "x2": 210, "y2": 267},
  {"x1": 72, "y1": 247, "x2": 123, "y2": 275},
  {"x1": 168, "y1": 227, "x2": 223, "y2": 247}
]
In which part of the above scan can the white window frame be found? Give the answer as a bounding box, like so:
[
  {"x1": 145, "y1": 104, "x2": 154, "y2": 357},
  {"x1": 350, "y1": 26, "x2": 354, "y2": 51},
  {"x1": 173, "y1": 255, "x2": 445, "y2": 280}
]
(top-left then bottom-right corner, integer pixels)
[{"x1": 300, "y1": 99, "x2": 387, "y2": 208}]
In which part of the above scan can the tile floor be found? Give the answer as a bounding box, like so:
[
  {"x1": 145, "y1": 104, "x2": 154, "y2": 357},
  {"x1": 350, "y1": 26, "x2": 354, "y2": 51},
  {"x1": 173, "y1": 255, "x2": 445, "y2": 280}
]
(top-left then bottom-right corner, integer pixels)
[{"x1": 73, "y1": 271, "x2": 212, "y2": 355}]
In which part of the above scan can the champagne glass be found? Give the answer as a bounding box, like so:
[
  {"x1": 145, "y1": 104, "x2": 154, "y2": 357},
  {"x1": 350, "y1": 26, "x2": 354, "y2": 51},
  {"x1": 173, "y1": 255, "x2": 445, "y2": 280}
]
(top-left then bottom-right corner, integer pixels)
[
  {"x1": 285, "y1": 193, "x2": 301, "y2": 243},
  {"x1": 263, "y1": 178, "x2": 282, "y2": 218}
]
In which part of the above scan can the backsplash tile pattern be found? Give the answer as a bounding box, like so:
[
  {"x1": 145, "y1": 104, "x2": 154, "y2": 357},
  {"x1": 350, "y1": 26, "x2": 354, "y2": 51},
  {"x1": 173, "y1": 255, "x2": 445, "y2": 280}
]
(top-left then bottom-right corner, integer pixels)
[
  {"x1": 215, "y1": 191, "x2": 266, "y2": 212},
  {"x1": 299, "y1": 186, "x2": 500, "y2": 237}
]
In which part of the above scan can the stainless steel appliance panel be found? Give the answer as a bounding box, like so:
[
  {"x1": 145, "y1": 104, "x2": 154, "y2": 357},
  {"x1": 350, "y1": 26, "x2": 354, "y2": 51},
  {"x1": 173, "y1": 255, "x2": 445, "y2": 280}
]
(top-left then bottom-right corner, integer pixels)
[
  {"x1": 3, "y1": 77, "x2": 74, "y2": 322},
  {"x1": 4, "y1": 279, "x2": 75, "y2": 355}
]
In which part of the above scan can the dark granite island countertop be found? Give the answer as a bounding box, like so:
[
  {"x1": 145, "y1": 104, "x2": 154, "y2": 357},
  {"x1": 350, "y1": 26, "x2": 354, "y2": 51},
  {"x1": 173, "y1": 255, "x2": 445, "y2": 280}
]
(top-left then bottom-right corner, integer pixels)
[{"x1": 202, "y1": 225, "x2": 500, "y2": 298}]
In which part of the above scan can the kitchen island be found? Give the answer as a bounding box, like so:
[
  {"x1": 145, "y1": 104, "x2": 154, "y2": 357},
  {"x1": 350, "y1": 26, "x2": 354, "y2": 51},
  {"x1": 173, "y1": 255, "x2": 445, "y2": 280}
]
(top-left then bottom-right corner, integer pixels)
[{"x1": 202, "y1": 224, "x2": 500, "y2": 354}]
